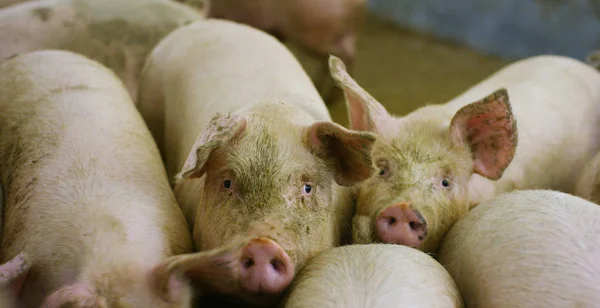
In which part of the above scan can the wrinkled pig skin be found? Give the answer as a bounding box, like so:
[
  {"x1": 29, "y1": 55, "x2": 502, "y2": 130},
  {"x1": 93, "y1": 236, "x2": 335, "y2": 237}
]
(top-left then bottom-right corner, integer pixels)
[
  {"x1": 177, "y1": 0, "x2": 366, "y2": 103},
  {"x1": 438, "y1": 190, "x2": 600, "y2": 308},
  {"x1": 0, "y1": 0, "x2": 203, "y2": 102},
  {"x1": 0, "y1": 50, "x2": 252, "y2": 307},
  {"x1": 282, "y1": 244, "x2": 463, "y2": 308},
  {"x1": 138, "y1": 19, "x2": 376, "y2": 306},
  {"x1": 329, "y1": 54, "x2": 600, "y2": 253}
]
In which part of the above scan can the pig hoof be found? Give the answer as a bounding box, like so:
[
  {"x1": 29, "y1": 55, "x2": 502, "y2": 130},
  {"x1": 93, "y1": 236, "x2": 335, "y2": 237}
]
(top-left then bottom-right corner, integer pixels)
[
  {"x1": 239, "y1": 237, "x2": 294, "y2": 294},
  {"x1": 376, "y1": 202, "x2": 428, "y2": 247}
]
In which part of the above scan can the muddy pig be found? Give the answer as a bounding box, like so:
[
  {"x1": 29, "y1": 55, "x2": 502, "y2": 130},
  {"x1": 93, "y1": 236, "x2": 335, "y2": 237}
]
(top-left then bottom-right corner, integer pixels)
[
  {"x1": 328, "y1": 53, "x2": 600, "y2": 253},
  {"x1": 179, "y1": 0, "x2": 366, "y2": 103},
  {"x1": 0, "y1": 0, "x2": 28, "y2": 9},
  {"x1": 0, "y1": 254, "x2": 28, "y2": 308},
  {"x1": 438, "y1": 190, "x2": 600, "y2": 307},
  {"x1": 0, "y1": 50, "x2": 255, "y2": 307},
  {"x1": 282, "y1": 244, "x2": 463, "y2": 308},
  {"x1": 0, "y1": 0, "x2": 203, "y2": 102},
  {"x1": 137, "y1": 19, "x2": 376, "y2": 305}
]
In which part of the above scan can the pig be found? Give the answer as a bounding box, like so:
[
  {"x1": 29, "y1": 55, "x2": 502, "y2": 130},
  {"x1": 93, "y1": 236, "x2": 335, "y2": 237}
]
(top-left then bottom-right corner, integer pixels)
[
  {"x1": 0, "y1": 0, "x2": 203, "y2": 102},
  {"x1": 437, "y1": 190, "x2": 600, "y2": 307},
  {"x1": 575, "y1": 151, "x2": 600, "y2": 204},
  {"x1": 0, "y1": 0, "x2": 28, "y2": 9},
  {"x1": 587, "y1": 50, "x2": 600, "y2": 70},
  {"x1": 137, "y1": 19, "x2": 377, "y2": 305},
  {"x1": 328, "y1": 53, "x2": 600, "y2": 253},
  {"x1": 179, "y1": 0, "x2": 366, "y2": 103},
  {"x1": 0, "y1": 49, "x2": 255, "y2": 307},
  {"x1": 282, "y1": 244, "x2": 463, "y2": 308},
  {"x1": 0, "y1": 253, "x2": 29, "y2": 308}
]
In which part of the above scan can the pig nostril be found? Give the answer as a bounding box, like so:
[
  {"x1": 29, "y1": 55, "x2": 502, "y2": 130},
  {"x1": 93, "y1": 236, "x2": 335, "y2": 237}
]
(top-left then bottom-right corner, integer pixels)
[
  {"x1": 270, "y1": 259, "x2": 285, "y2": 272},
  {"x1": 387, "y1": 217, "x2": 397, "y2": 226},
  {"x1": 409, "y1": 221, "x2": 417, "y2": 230},
  {"x1": 242, "y1": 257, "x2": 254, "y2": 269}
]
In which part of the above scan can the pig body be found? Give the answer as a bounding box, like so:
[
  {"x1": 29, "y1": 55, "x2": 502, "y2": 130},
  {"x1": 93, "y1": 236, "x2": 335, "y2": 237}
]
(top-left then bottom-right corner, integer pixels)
[
  {"x1": 194, "y1": 0, "x2": 365, "y2": 103},
  {"x1": 329, "y1": 54, "x2": 600, "y2": 252},
  {"x1": 0, "y1": 0, "x2": 202, "y2": 102},
  {"x1": 438, "y1": 190, "x2": 600, "y2": 307},
  {"x1": 138, "y1": 19, "x2": 376, "y2": 304},
  {"x1": 283, "y1": 244, "x2": 463, "y2": 308},
  {"x1": 0, "y1": 0, "x2": 27, "y2": 9},
  {"x1": 0, "y1": 50, "x2": 248, "y2": 307},
  {"x1": 575, "y1": 151, "x2": 600, "y2": 204}
]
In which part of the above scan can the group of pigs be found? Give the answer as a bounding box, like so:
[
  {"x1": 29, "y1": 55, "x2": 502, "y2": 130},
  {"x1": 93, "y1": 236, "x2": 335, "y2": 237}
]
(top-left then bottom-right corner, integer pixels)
[{"x1": 0, "y1": 0, "x2": 599, "y2": 307}]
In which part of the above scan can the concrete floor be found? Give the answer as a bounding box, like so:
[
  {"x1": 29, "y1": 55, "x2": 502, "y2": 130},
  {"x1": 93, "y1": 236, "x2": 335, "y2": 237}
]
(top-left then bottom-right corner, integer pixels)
[{"x1": 290, "y1": 13, "x2": 512, "y2": 127}]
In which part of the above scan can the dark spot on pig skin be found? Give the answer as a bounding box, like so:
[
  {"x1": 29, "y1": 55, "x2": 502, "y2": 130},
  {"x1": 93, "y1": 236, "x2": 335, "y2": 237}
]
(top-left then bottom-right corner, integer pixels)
[{"x1": 31, "y1": 7, "x2": 54, "y2": 22}]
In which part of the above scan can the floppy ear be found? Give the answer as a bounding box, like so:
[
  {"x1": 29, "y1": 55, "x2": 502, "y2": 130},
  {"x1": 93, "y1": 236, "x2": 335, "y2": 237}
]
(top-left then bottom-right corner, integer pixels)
[
  {"x1": 305, "y1": 121, "x2": 377, "y2": 186},
  {"x1": 0, "y1": 253, "x2": 30, "y2": 301},
  {"x1": 175, "y1": 113, "x2": 246, "y2": 180},
  {"x1": 450, "y1": 88, "x2": 518, "y2": 180},
  {"x1": 329, "y1": 55, "x2": 393, "y2": 134},
  {"x1": 151, "y1": 238, "x2": 248, "y2": 300}
]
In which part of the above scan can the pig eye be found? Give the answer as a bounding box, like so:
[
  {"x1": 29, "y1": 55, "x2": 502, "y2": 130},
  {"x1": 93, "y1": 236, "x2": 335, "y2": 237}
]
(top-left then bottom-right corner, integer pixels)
[
  {"x1": 441, "y1": 179, "x2": 451, "y2": 188},
  {"x1": 302, "y1": 184, "x2": 313, "y2": 195},
  {"x1": 223, "y1": 179, "x2": 232, "y2": 189},
  {"x1": 378, "y1": 169, "x2": 386, "y2": 176}
]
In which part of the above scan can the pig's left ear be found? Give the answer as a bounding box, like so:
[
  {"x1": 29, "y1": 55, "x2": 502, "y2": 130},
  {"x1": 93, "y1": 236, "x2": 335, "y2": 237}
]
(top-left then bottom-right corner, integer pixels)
[
  {"x1": 0, "y1": 253, "x2": 31, "y2": 300},
  {"x1": 176, "y1": 113, "x2": 247, "y2": 181},
  {"x1": 151, "y1": 238, "x2": 248, "y2": 300},
  {"x1": 305, "y1": 121, "x2": 377, "y2": 186},
  {"x1": 449, "y1": 88, "x2": 518, "y2": 180}
]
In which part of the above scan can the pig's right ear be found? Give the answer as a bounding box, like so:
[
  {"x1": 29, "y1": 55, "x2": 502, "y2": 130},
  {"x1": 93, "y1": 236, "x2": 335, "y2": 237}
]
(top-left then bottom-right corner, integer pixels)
[
  {"x1": 0, "y1": 253, "x2": 30, "y2": 300},
  {"x1": 305, "y1": 121, "x2": 377, "y2": 186},
  {"x1": 176, "y1": 113, "x2": 247, "y2": 180},
  {"x1": 329, "y1": 55, "x2": 392, "y2": 134}
]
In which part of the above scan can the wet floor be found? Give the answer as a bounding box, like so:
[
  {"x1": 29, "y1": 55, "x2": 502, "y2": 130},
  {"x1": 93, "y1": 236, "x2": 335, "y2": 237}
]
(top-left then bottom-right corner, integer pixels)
[{"x1": 289, "y1": 13, "x2": 512, "y2": 127}]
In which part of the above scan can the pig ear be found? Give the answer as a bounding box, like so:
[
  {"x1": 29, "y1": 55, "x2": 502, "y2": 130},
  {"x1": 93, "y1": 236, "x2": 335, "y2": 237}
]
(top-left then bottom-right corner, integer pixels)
[
  {"x1": 151, "y1": 239, "x2": 247, "y2": 299},
  {"x1": 449, "y1": 88, "x2": 518, "y2": 180},
  {"x1": 42, "y1": 284, "x2": 108, "y2": 308},
  {"x1": 305, "y1": 121, "x2": 377, "y2": 186},
  {"x1": 0, "y1": 253, "x2": 30, "y2": 300},
  {"x1": 176, "y1": 113, "x2": 247, "y2": 180},
  {"x1": 329, "y1": 55, "x2": 392, "y2": 134}
]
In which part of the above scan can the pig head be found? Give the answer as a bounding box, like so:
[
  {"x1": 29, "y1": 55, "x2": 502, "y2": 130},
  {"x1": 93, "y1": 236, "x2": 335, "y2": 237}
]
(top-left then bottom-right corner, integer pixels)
[
  {"x1": 328, "y1": 56, "x2": 518, "y2": 253},
  {"x1": 173, "y1": 111, "x2": 376, "y2": 304}
]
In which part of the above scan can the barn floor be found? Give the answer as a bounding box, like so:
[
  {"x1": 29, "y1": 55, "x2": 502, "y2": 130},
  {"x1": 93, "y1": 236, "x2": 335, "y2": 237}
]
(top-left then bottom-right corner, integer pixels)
[{"x1": 289, "y1": 13, "x2": 512, "y2": 127}]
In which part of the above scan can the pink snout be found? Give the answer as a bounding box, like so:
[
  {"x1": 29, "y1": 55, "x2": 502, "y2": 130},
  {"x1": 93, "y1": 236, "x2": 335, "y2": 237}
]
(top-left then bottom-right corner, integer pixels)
[
  {"x1": 376, "y1": 202, "x2": 428, "y2": 247},
  {"x1": 239, "y1": 237, "x2": 294, "y2": 295}
]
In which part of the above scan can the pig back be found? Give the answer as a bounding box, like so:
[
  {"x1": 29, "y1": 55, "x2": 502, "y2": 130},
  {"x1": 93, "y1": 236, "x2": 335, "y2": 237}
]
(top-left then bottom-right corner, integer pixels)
[
  {"x1": 283, "y1": 244, "x2": 463, "y2": 308},
  {"x1": 0, "y1": 0, "x2": 202, "y2": 101},
  {"x1": 141, "y1": 19, "x2": 330, "y2": 178},
  {"x1": 0, "y1": 50, "x2": 191, "y2": 305},
  {"x1": 444, "y1": 55, "x2": 600, "y2": 194},
  {"x1": 438, "y1": 189, "x2": 600, "y2": 308}
]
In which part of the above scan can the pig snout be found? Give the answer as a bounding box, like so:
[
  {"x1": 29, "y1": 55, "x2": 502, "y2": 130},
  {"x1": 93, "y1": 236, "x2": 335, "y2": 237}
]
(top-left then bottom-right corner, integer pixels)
[
  {"x1": 376, "y1": 202, "x2": 428, "y2": 247},
  {"x1": 239, "y1": 237, "x2": 294, "y2": 295}
]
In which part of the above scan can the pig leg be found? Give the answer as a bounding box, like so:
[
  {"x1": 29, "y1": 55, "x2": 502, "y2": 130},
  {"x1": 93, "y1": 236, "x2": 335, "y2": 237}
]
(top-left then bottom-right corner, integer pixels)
[{"x1": 0, "y1": 253, "x2": 30, "y2": 301}]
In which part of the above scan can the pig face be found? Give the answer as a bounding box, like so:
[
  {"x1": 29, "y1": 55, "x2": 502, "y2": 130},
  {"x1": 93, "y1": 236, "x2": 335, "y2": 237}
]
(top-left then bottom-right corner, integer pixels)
[
  {"x1": 174, "y1": 109, "x2": 376, "y2": 303},
  {"x1": 328, "y1": 56, "x2": 518, "y2": 253}
]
